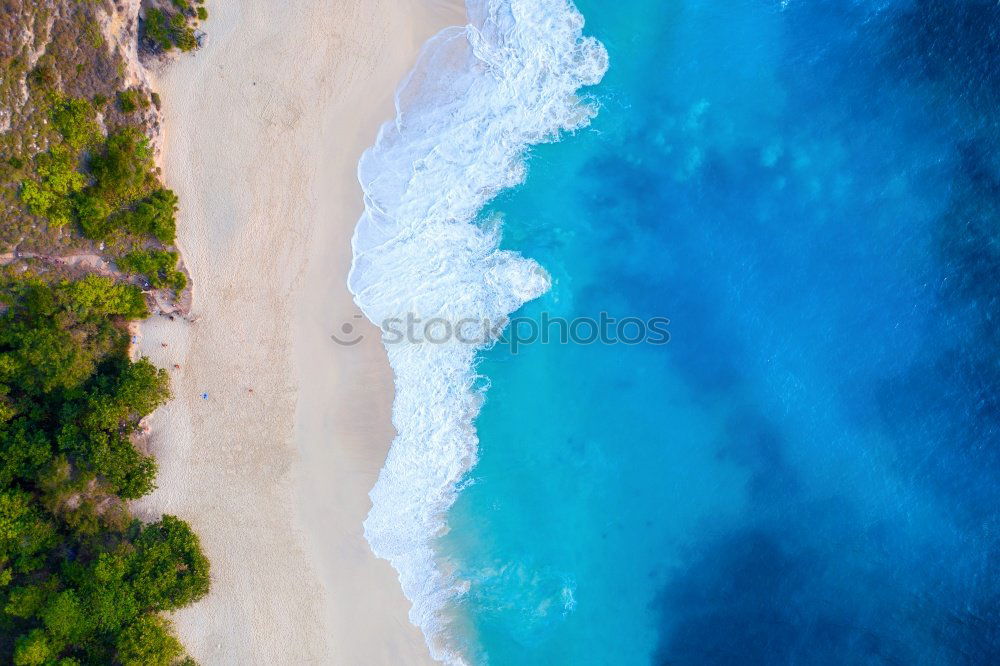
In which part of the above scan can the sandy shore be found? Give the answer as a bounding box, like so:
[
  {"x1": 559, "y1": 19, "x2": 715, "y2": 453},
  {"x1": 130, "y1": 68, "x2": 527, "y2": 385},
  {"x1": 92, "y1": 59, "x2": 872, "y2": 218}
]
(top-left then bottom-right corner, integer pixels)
[{"x1": 133, "y1": 1, "x2": 464, "y2": 663}]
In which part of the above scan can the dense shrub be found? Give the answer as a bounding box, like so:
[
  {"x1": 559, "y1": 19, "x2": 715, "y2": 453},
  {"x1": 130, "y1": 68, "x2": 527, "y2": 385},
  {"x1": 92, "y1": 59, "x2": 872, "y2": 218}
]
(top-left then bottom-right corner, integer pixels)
[
  {"x1": 143, "y1": 9, "x2": 174, "y2": 52},
  {"x1": 19, "y1": 115, "x2": 162, "y2": 237},
  {"x1": 116, "y1": 89, "x2": 148, "y2": 114},
  {"x1": 143, "y1": 8, "x2": 199, "y2": 52},
  {"x1": 88, "y1": 127, "x2": 157, "y2": 208},
  {"x1": 2, "y1": 3, "x2": 207, "y2": 656},
  {"x1": 0, "y1": 274, "x2": 208, "y2": 663},
  {"x1": 170, "y1": 13, "x2": 198, "y2": 52},
  {"x1": 73, "y1": 192, "x2": 113, "y2": 239},
  {"x1": 117, "y1": 249, "x2": 187, "y2": 291},
  {"x1": 115, "y1": 615, "x2": 183, "y2": 666},
  {"x1": 20, "y1": 147, "x2": 85, "y2": 227},
  {"x1": 50, "y1": 98, "x2": 99, "y2": 150},
  {"x1": 118, "y1": 189, "x2": 179, "y2": 244}
]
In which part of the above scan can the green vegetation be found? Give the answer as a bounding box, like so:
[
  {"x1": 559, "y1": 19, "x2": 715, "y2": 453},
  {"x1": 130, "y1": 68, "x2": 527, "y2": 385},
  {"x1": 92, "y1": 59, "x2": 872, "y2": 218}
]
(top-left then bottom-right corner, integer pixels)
[
  {"x1": 28, "y1": 65, "x2": 56, "y2": 90},
  {"x1": 196, "y1": 7, "x2": 208, "y2": 21},
  {"x1": 83, "y1": 20, "x2": 105, "y2": 50},
  {"x1": 0, "y1": 0, "x2": 202, "y2": 253},
  {"x1": 2, "y1": 2, "x2": 209, "y2": 662},
  {"x1": 2, "y1": 0, "x2": 137, "y2": 250},
  {"x1": 143, "y1": 7, "x2": 199, "y2": 53},
  {"x1": 18, "y1": 114, "x2": 180, "y2": 247},
  {"x1": 116, "y1": 90, "x2": 148, "y2": 115},
  {"x1": 169, "y1": 14, "x2": 199, "y2": 52},
  {"x1": 117, "y1": 250, "x2": 186, "y2": 292},
  {"x1": 86, "y1": 128, "x2": 157, "y2": 209},
  {"x1": 0, "y1": 274, "x2": 209, "y2": 663},
  {"x1": 18, "y1": 98, "x2": 100, "y2": 229},
  {"x1": 115, "y1": 615, "x2": 183, "y2": 666},
  {"x1": 20, "y1": 148, "x2": 86, "y2": 229},
  {"x1": 143, "y1": 9, "x2": 174, "y2": 52},
  {"x1": 113, "y1": 189, "x2": 178, "y2": 245},
  {"x1": 50, "y1": 99, "x2": 100, "y2": 151}
]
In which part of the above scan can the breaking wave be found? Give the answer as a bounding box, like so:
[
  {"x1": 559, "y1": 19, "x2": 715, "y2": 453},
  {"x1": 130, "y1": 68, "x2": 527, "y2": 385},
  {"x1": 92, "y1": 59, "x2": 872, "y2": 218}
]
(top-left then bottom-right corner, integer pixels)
[{"x1": 348, "y1": 0, "x2": 607, "y2": 661}]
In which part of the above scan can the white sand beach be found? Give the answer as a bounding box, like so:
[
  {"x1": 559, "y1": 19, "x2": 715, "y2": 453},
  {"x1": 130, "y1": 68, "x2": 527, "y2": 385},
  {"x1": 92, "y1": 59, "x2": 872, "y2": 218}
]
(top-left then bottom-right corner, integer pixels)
[{"x1": 132, "y1": 0, "x2": 464, "y2": 663}]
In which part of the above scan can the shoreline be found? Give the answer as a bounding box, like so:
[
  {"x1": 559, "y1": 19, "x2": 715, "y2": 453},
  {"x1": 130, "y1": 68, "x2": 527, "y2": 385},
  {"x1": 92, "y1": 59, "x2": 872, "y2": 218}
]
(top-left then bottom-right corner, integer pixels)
[
  {"x1": 134, "y1": 1, "x2": 463, "y2": 662},
  {"x1": 293, "y1": 1, "x2": 466, "y2": 662},
  {"x1": 346, "y1": 0, "x2": 608, "y2": 660}
]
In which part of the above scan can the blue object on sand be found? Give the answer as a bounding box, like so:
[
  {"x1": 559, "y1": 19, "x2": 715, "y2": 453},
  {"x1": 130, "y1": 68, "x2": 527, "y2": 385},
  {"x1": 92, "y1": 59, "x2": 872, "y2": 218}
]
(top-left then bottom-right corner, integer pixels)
[{"x1": 201, "y1": 393, "x2": 208, "y2": 400}]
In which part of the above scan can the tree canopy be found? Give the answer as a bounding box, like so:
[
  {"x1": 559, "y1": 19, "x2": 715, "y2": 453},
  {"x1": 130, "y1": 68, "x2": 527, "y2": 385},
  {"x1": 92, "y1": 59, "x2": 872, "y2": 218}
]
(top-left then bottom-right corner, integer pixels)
[{"x1": 0, "y1": 273, "x2": 209, "y2": 664}]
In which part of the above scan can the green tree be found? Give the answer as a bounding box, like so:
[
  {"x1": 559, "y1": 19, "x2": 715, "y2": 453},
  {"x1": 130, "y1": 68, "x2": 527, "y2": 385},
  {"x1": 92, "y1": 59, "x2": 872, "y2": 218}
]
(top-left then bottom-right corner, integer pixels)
[
  {"x1": 117, "y1": 249, "x2": 187, "y2": 291},
  {"x1": 12, "y1": 629, "x2": 52, "y2": 666},
  {"x1": 73, "y1": 192, "x2": 112, "y2": 239},
  {"x1": 123, "y1": 188, "x2": 179, "y2": 243},
  {"x1": 0, "y1": 274, "x2": 208, "y2": 662},
  {"x1": 63, "y1": 275, "x2": 148, "y2": 319},
  {"x1": 0, "y1": 490, "x2": 57, "y2": 573},
  {"x1": 132, "y1": 516, "x2": 210, "y2": 609},
  {"x1": 40, "y1": 590, "x2": 91, "y2": 644},
  {"x1": 20, "y1": 147, "x2": 86, "y2": 227},
  {"x1": 88, "y1": 128, "x2": 156, "y2": 208},
  {"x1": 9, "y1": 327, "x2": 94, "y2": 394},
  {"x1": 115, "y1": 615, "x2": 183, "y2": 666},
  {"x1": 0, "y1": 421, "x2": 52, "y2": 487}
]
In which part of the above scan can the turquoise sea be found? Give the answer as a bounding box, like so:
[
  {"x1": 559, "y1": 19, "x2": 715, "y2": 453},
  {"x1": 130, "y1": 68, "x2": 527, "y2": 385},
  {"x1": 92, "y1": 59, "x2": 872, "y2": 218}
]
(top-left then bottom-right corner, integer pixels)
[{"x1": 417, "y1": 0, "x2": 1000, "y2": 663}]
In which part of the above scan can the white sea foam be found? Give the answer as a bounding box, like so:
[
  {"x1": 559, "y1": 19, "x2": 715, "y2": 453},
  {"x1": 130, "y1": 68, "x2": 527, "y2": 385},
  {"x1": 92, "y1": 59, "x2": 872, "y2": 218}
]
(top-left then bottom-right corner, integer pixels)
[{"x1": 348, "y1": 0, "x2": 607, "y2": 661}]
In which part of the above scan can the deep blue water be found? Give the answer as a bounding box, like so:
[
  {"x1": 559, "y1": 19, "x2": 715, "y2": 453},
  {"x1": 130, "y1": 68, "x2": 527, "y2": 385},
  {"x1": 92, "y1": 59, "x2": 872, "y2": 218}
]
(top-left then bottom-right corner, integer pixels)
[{"x1": 438, "y1": 1, "x2": 1000, "y2": 663}]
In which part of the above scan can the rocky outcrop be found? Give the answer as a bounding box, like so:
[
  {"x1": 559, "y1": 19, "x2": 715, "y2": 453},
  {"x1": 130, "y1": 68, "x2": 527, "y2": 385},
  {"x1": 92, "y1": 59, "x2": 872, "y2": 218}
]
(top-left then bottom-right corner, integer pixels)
[{"x1": 99, "y1": 0, "x2": 164, "y2": 155}]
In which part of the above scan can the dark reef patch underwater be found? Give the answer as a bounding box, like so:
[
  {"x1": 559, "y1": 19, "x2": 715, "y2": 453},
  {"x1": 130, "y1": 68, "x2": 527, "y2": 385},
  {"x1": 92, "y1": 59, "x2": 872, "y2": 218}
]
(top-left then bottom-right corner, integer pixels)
[{"x1": 435, "y1": 0, "x2": 1000, "y2": 663}]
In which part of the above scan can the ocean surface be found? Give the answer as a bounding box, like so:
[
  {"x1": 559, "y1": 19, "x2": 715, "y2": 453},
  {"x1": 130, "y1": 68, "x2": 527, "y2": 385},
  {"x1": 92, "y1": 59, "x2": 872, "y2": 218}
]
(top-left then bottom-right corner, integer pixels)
[{"x1": 351, "y1": 0, "x2": 1000, "y2": 663}]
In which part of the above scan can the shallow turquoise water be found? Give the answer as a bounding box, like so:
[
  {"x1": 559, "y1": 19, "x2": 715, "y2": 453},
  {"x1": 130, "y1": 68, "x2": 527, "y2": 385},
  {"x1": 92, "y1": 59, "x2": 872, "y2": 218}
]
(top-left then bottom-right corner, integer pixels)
[{"x1": 438, "y1": 0, "x2": 1000, "y2": 663}]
